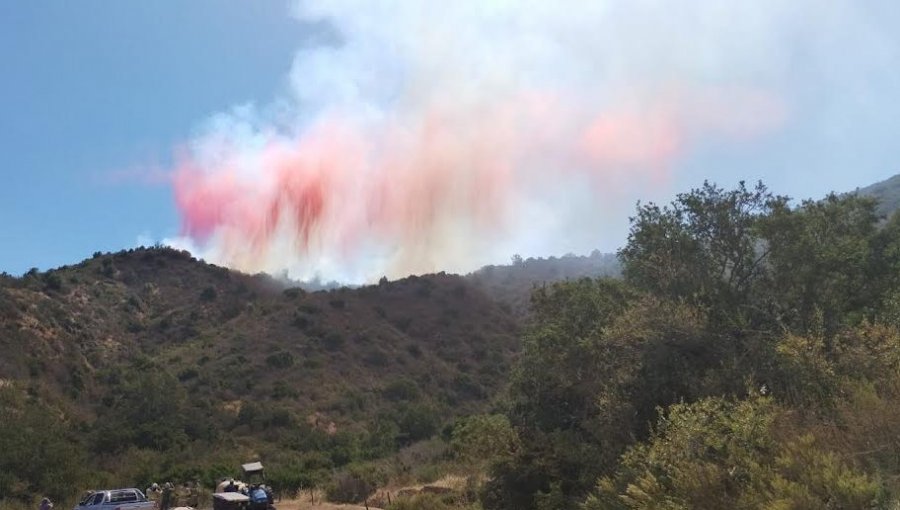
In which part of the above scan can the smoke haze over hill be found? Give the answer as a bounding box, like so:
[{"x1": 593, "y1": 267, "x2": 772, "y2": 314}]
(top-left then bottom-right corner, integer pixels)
[{"x1": 167, "y1": 0, "x2": 892, "y2": 284}]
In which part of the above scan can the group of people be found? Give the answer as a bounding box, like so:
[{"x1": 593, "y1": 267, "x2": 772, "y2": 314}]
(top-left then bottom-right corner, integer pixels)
[{"x1": 145, "y1": 481, "x2": 200, "y2": 510}]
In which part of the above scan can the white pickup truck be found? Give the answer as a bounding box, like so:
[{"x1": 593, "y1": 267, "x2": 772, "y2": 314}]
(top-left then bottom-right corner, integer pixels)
[{"x1": 73, "y1": 489, "x2": 156, "y2": 510}]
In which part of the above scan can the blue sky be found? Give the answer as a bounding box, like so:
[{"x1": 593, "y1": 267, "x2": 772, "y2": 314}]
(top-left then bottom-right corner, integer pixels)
[
  {"x1": 0, "y1": 1, "x2": 323, "y2": 274},
  {"x1": 1, "y1": 1, "x2": 899, "y2": 277}
]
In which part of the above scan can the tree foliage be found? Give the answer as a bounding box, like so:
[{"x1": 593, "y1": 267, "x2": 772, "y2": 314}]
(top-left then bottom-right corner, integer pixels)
[
  {"x1": 0, "y1": 388, "x2": 92, "y2": 505},
  {"x1": 585, "y1": 396, "x2": 883, "y2": 510},
  {"x1": 491, "y1": 182, "x2": 900, "y2": 509},
  {"x1": 619, "y1": 181, "x2": 782, "y2": 325}
]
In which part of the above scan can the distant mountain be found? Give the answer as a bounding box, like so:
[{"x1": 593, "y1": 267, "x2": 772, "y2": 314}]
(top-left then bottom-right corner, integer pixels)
[
  {"x1": 467, "y1": 251, "x2": 621, "y2": 317},
  {"x1": 856, "y1": 172, "x2": 900, "y2": 218}
]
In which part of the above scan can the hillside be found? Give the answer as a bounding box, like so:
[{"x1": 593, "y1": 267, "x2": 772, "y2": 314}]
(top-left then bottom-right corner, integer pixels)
[
  {"x1": 0, "y1": 247, "x2": 520, "y2": 502},
  {"x1": 857, "y1": 172, "x2": 900, "y2": 218},
  {"x1": 8, "y1": 181, "x2": 900, "y2": 510}
]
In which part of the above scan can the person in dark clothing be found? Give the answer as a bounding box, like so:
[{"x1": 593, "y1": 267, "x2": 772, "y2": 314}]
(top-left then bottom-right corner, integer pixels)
[{"x1": 159, "y1": 482, "x2": 174, "y2": 510}]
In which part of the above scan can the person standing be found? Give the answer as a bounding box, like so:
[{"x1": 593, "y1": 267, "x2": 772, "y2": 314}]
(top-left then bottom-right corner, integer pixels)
[
  {"x1": 145, "y1": 483, "x2": 160, "y2": 506},
  {"x1": 39, "y1": 498, "x2": 53, "y2": 510},
  {"x1": 159, "y1": 482, "x2": 174, "y2": 510}
]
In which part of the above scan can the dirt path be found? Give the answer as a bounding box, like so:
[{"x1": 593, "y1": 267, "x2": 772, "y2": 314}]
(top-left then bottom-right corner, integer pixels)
[{"x1": 275, "y1": 499, "x2": 381, "y2": 510}]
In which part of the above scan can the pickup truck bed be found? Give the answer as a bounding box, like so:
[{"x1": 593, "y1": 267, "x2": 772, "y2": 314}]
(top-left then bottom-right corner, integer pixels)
[{"x1": 73, "y1": 488, "x2": 156, "y2": 510}]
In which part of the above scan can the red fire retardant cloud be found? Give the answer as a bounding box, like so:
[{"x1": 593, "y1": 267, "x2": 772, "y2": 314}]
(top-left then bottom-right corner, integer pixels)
[{"x1": 172, "y1": 84, "x2": 784, "y2": 280}]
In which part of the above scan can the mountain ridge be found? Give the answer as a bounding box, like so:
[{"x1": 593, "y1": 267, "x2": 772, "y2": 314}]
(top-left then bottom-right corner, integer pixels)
[{"x1": 856, "y1": 172, "x2": 900, "y2": 218}]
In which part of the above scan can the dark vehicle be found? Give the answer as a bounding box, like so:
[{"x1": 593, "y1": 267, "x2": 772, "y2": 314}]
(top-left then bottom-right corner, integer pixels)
[
  {"x1": 212, "y1": 492, "x2": 249, "y2": 510},
  {"x1": 212, "y1": 462, "x2": 275, "y2": 510},
  {"x1": 241, "y1": 462, "x2": 275, "y2": 510}
]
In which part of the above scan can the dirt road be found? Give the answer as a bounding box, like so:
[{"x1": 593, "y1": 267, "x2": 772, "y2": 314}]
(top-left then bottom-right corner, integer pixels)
[{"x1": 275, "y1": 499, "x2": 382, "y2": 510}]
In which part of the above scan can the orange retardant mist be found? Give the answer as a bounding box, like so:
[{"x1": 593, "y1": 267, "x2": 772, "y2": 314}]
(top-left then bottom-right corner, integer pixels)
[{"x1": 168, "y1": 2, "x2": 790, "y2": 283}]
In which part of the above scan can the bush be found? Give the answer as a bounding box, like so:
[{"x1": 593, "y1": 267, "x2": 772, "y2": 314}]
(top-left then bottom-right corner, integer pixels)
[
  {"x1": 266, "y1": 351, "x2": 295, "y2": 369},
  {"x1": 326, "y1": 465, "x2": 385, "y2": 503},
  {"x1": 396, "y1": 404, "x2": 440, "y2": 445},
  {"x1": 323, "y1": 332, "x2": 345, "y2": 351},
  {"x1": 383, "y1": 379, "x2": 420, "y2": 402},
  {"x1": 200, "y1": 286, "x2": 217, "y2": 302},
  {"x1": 177, "y1": 368, "x2": 199, "y2": 382},
  {"x1": 363, "y1": 348, "x2": 390, "y2": 367},
  {"x1": 271, "y1": 381, "x2": 299, "y2": 399},
  {"x1": 300, "y1": 303, "x2": 320, "y2": 314},
  {"x1": 43, "y1": 272, "x2": 63, "y2": 291},
  {"x1": 583, "y1": 396, "x2": 882, "y2": 510},
  {"x1": 267, "y1": 463, "x2": 308, "y2": 500},
  {"x1": 393, "y1": 316, "x2": 413, "y2": 332},
  {"x1": 292, "y1": 314, "x2": 311, "y2": 329}
]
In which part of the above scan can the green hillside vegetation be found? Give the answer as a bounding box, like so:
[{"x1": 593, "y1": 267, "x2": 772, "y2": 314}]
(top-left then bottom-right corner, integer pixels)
[
  {"x1": 468, "y1": 251, "x2": 621, "y2": 317},
  {"x1": 6, "y1": 179, "x2": 900, "y2": 510},
  {"x1": 0, "y1": 249, "x2": 519, "y2": 507}
]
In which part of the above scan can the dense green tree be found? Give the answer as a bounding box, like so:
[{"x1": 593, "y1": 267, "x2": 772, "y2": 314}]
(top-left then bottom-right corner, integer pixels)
[
  {"x1": 486, "y1": 278, "x2": 636, "y2": 509},
  {"x1": 492, "y1": 279, "x2": 718, "y2": 508},
  {"x1": 451, "y1": 414, "x2": 519, "y2": 469},
  {"x1": 510, "y1": 278, "x2": 636, "y2": 433},
  {"x1": 619, "y1": 181, "x2": 782, "y2": 326},
  {"x1": 491, "y1": 182, "x2": 900, "y2": 510},
  {"x1": 761, "y1": 193, "x2": 880, "y2": 334},
  {"x1": 870, "y1": 211, "x2": 900, "y2": 324}
]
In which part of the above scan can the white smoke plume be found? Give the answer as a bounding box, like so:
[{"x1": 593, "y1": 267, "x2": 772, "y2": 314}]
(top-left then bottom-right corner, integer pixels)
[{"x1": 168, "y1": 0, "x2": 887, "y2": 283}]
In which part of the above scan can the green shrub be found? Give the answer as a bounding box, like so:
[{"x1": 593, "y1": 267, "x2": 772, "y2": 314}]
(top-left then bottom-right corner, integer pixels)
[
  {"x1": 271, "y1": 381, "x2": 298, "y2": 399},
  {"x1": 396, "y1": 404, "x2": 440, "y2": 445},
  {"x1": 323, "y1": 332, "x2": 345, "y2": 351},
  {"x1": 177, "y1": 368, "x2": 199, "y2": 382},
  {"x1": 43, "y1": 272, "x2": 63, "y2": 291},
  {"x1": 584, "y1": 396, "x2": 883, "y2": 510},
  {"x1": 383, "y1": 379, "x2": 420, "y2": 402},
  {"x1": 266, "y1": 351, "x2": 295, "y2": 369},
  {"x1": 326, "y1": 464, "x2": 386, "y2": 503},
  {"x1": 199, "y1": 286, "x2": 217, "y2": 302}
]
